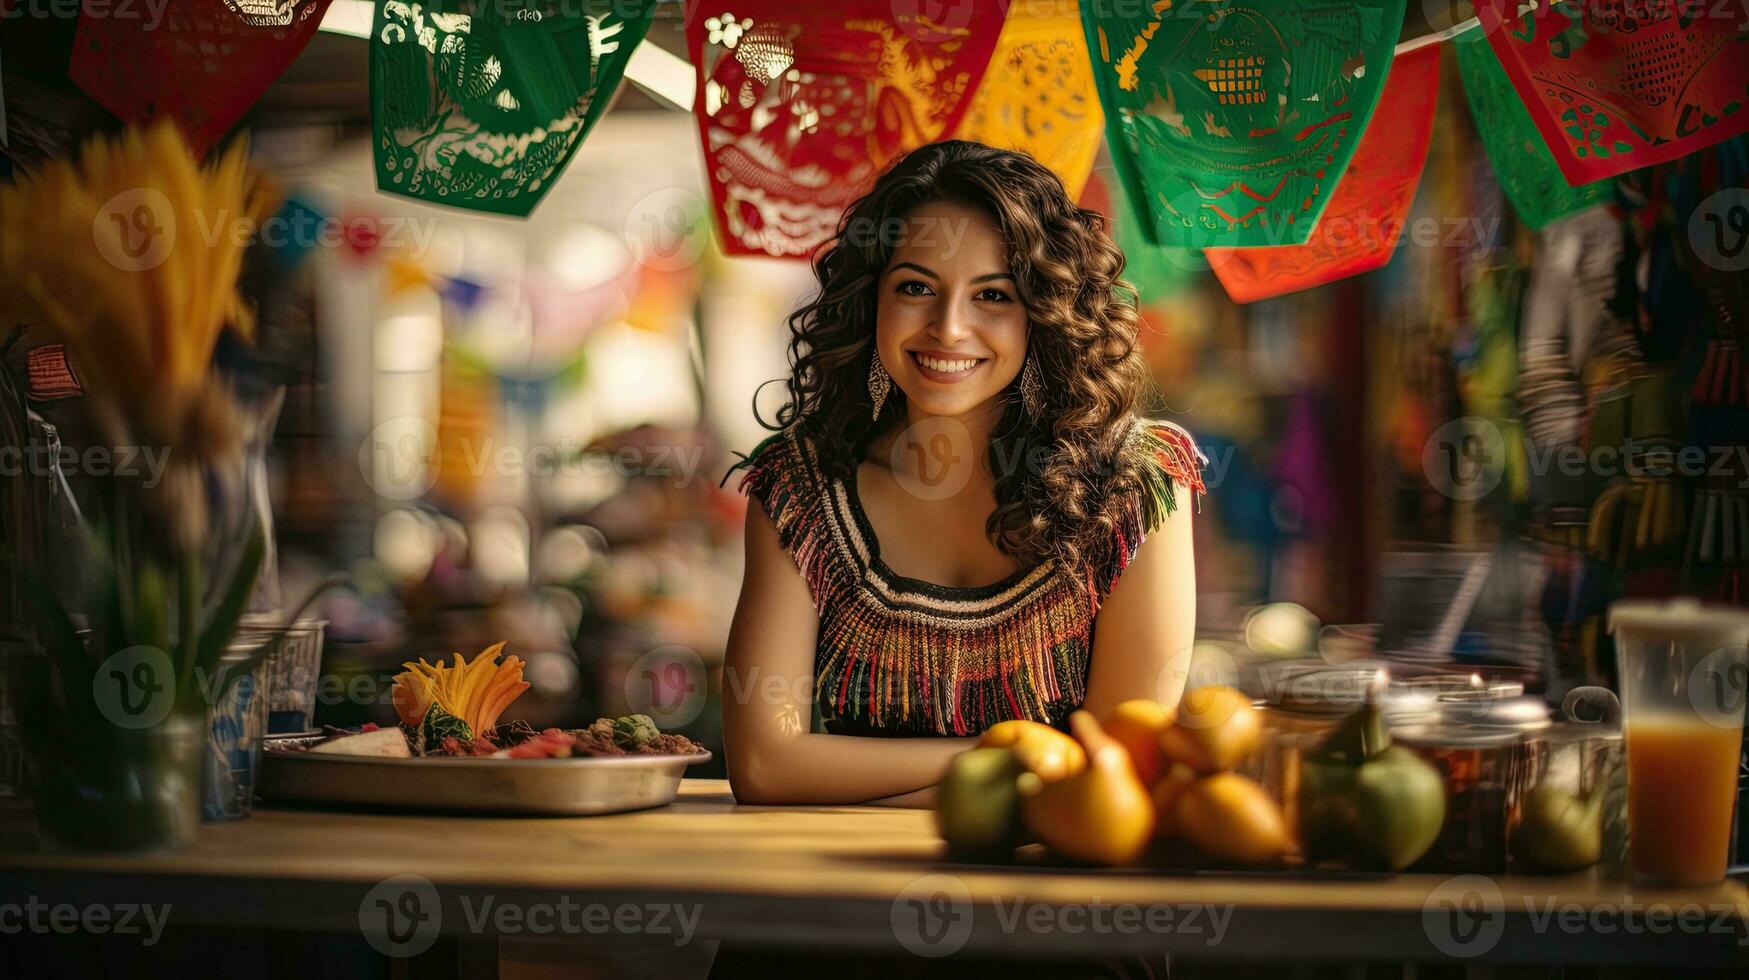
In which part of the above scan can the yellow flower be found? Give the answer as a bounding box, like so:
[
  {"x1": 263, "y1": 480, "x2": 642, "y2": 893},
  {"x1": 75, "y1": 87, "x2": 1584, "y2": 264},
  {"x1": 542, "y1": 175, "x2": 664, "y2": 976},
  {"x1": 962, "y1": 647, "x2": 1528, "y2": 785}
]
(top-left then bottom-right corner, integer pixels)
[
  {"x1": 0, "y1": 121, "x2": 275, "y2": 451},
  {"x1": 391, "y1": 643, "x2": 531, "y2": 737}
]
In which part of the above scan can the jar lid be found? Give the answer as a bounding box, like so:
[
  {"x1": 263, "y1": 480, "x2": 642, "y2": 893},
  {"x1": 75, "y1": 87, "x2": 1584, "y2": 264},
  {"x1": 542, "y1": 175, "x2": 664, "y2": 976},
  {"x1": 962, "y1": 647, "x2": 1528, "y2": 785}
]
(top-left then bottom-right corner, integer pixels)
[
  {"x1": 1252, "y1": 663, "x2": 1384, "y2": 715},
  {"x1": 1387, "y1": 694, "x2": 1550, "y2": 742},
  {"x1": 1393, "y1": 722, "x2": 1526, "y2": 748},
  {"x1": 1607, "y1": 599, "x2": 1749, "y2": 649}
]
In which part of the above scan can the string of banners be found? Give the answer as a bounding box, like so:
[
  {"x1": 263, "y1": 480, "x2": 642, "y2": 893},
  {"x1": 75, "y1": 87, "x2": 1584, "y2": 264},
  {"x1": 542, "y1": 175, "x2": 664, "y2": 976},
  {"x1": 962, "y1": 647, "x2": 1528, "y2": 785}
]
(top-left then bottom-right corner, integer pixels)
[{"x1": 38, "y1": 0, "x2": 1749, "y2": 302}]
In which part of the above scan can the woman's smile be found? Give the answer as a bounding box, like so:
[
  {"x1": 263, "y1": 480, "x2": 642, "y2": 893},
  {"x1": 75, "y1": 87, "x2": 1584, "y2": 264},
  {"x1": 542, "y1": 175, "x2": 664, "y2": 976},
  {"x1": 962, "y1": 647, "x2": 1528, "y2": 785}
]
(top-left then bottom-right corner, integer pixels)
[{"x1": 909, "y1": 349, "x2": 988, "y2": 384}]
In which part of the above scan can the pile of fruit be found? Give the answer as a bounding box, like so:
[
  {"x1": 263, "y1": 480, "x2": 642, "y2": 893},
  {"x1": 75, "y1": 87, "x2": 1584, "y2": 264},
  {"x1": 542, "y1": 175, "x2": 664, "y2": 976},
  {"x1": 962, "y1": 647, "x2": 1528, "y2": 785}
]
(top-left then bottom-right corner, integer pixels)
[
  {"x1": 937, "y1": 685, "x2": 1450, "y2": 872},
  {"x1": 936, "y1": 686, "x2": 1294, "y2": 867}
]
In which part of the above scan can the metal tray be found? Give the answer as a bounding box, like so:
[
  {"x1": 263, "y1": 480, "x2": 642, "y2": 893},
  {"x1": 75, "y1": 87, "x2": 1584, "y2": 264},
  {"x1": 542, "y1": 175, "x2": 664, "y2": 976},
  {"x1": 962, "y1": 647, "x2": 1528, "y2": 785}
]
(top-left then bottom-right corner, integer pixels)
[{"x1": 256, "y1": 733, "x2": 712, "y2": 816}]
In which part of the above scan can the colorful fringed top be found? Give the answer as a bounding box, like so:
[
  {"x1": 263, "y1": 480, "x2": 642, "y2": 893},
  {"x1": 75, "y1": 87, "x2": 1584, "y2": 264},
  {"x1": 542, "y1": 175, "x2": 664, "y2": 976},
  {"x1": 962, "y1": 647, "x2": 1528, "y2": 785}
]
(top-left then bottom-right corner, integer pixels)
[{"x1": 736, "y1": 416, "x2": 1207, "y2": 738}]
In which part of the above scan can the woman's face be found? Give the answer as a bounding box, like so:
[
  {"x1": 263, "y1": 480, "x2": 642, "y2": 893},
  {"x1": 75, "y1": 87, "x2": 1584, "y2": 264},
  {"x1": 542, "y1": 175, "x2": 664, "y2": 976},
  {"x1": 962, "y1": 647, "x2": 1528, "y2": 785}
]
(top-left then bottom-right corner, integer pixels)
[{"x1": 874, "y1": 199, "x2": 1028, "y2": 422}]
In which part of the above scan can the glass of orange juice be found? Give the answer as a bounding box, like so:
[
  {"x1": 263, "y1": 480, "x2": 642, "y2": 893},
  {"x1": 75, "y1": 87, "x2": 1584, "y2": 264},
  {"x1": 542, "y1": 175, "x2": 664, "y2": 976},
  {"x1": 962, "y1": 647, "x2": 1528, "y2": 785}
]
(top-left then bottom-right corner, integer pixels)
[{"x1": 1610, "y1": 599, "x2": 1749, "y2": 886}]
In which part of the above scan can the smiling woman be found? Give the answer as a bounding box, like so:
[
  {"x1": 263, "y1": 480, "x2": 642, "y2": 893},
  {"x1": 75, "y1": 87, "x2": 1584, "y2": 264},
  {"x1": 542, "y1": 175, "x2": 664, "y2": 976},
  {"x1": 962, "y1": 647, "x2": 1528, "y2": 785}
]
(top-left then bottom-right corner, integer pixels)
[{"x1": 719, "y1": 140, "x2": 1207, "y2": 811}]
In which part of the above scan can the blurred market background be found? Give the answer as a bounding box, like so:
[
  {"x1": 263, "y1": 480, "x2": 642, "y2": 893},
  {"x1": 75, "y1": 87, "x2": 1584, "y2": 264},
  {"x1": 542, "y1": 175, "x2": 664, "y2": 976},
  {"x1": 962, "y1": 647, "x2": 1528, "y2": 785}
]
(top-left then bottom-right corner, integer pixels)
[{"x1": 2, "y1": 1, "x2": 1744, "y2": 787}]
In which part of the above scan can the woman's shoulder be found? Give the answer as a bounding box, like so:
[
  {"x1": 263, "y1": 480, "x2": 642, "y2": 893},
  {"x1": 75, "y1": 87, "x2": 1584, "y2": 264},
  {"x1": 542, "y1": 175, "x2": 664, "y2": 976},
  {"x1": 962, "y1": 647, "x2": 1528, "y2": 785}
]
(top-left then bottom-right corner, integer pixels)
[
  {"x1": 730, "y1": 426, "x2": 825, "y2": 494},
  {"x1": 1085, "y1": 415, "x2": 1207, "y2": 604},
  {"x1": 1117, "y1": 414, "x2": 1209, "y2": 528}
]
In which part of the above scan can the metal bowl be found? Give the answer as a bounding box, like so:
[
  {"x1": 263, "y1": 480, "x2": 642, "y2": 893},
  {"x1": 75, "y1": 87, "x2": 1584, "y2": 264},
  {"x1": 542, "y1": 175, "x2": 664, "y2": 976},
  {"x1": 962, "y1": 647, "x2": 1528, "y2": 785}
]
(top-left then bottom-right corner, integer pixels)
[{"x1": 256, "y1": 733, "x2": 711, "y2": 816}]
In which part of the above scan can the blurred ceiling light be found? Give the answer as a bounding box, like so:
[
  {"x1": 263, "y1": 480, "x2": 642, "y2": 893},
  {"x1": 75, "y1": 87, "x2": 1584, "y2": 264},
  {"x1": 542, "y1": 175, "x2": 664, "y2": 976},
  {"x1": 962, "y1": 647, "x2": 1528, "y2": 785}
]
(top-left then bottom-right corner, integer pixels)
[
  {"x1": 539, "y1": 525, "x2": 599, "y2": 583},
  {"x1": 375, "y1": 508, "x2": 439, "y2": 582},
  {"x1": 320, "y1": 2, "x2": 696, "y2": 111},
  {"x1": 472, "y1": 505, "x2": 532, "y2": 588}
]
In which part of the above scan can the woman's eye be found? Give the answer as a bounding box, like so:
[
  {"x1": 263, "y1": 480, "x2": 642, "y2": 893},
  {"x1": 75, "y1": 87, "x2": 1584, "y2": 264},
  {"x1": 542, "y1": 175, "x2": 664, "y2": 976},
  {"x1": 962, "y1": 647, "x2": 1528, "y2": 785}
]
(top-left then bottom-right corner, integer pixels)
[
  {"x1": 896, "y1": 280, "x2": 933, "y2": 297},
  {"x1": 977, "y1": 288, "x2": 1012, "y2": 303}
]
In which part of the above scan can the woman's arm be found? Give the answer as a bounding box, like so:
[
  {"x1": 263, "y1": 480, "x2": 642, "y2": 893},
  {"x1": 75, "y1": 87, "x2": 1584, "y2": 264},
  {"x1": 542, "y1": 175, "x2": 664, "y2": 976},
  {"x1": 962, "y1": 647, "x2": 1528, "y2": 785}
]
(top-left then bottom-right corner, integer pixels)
[
  {"x1": 722, "y1": 502, "x2": 971, "y2": 806},
  {"x1": 1083, "y1": 481, "x2": 1197, "y2": 719}
]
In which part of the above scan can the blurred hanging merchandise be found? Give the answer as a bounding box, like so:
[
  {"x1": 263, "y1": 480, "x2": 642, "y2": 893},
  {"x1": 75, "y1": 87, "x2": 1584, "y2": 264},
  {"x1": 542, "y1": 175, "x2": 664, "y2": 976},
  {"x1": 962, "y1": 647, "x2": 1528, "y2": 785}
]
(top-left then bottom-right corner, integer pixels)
[{"x1": 1518, "y1": 207, "x2": 1629, "y2": 454}]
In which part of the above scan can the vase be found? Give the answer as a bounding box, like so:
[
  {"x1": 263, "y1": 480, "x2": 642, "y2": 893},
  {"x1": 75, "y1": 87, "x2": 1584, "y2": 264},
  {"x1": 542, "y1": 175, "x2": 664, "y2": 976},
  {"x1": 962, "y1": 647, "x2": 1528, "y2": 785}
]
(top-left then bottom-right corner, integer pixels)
[{"x1": 32, "y1": 713, "x2": 204, "y2": 852}]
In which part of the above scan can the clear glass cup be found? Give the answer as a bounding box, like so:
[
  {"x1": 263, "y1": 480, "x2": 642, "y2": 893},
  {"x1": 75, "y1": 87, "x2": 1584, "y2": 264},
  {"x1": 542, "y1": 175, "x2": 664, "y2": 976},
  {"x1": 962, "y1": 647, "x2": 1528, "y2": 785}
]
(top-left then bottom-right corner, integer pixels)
[{"x1": 1610, "y1": 599, "x2": 1749, "y2": 886}]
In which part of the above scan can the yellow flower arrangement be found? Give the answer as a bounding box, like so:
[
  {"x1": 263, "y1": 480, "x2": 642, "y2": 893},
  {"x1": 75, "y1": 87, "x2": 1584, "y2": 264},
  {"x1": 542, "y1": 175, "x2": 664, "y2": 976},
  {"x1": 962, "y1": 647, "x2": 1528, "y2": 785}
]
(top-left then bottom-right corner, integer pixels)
[
  {"x1": 392, "y1": 642, "x2": 531, "y2": 739},
  {"x1": 0, "y1": 121, "x2": 273, "y2": 457}
]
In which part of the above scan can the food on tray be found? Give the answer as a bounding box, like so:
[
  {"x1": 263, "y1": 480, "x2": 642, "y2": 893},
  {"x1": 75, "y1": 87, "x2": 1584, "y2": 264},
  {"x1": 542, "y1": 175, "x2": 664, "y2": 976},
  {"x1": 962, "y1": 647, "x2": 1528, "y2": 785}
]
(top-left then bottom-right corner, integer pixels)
[
  {"x1": 309, "y1": 725, "x2": 411, "y2": 758},
  {"x1": 272, "y1": 642, "x2": 705, "y2": 760}
]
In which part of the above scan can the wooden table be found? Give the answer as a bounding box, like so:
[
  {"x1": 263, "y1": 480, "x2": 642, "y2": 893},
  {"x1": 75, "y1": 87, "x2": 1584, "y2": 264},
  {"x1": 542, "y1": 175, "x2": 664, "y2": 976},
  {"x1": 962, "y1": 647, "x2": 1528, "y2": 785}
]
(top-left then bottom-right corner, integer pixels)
[{"x1": 4, "y1": 780, "x2": 1747, "y2": 972}]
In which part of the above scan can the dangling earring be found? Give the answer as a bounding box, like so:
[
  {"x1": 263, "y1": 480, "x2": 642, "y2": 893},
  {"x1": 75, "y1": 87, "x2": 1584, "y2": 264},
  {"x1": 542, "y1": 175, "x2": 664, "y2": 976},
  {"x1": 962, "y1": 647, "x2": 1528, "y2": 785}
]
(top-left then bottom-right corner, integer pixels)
[
  {"x1": 1020, "y1": 353, "x2": 1044, "y2": 419},
  {"x1": 868, "y1": 353, "x2": 891, "y2": 420}
]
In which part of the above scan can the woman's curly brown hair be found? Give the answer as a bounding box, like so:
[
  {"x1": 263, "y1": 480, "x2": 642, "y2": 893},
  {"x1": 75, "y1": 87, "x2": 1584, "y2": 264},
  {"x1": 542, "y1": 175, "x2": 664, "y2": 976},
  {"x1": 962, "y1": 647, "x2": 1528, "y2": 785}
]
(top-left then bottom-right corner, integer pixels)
[{"x1": 756, "y1": 140, "x2": 1159, "y2": 578}]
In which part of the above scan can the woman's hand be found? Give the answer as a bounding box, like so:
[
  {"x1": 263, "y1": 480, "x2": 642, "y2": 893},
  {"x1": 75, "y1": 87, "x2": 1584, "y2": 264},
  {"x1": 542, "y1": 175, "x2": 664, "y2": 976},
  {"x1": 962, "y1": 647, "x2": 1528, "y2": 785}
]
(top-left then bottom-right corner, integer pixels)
[
  {"x1": 722, "y1": 503, "x2": 972, "y2": 805},
  {"x1": 1083, "y1": 481, "x2": 1197, "y2": 720}
]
